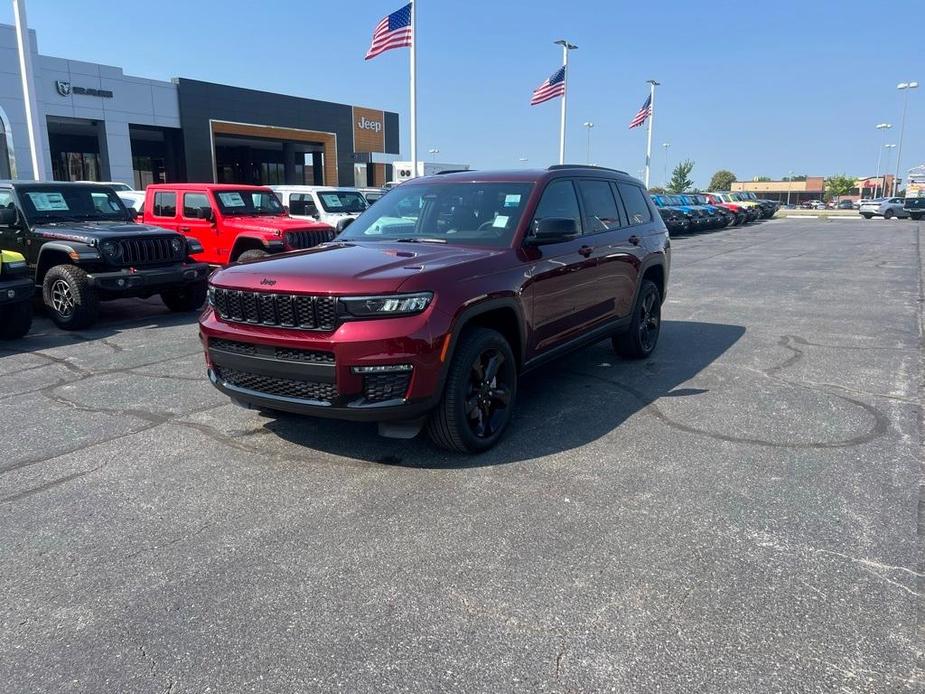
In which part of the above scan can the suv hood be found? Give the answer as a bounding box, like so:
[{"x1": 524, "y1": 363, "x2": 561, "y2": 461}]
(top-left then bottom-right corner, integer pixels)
[
  {"x1": 32, "y1": 221, "x2": 179, "y2": 245},
  {"x1": 211, "y1": 241, "x2": 503, "y2": 295},
  {"x1": 222, "y1": 215, "x2": 331, "y2": 233}
]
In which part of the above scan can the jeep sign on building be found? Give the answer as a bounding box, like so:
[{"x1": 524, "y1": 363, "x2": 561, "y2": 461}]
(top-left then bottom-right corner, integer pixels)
[{"x1": 0, "y1": 22, "x2": 399, "y2": 187}]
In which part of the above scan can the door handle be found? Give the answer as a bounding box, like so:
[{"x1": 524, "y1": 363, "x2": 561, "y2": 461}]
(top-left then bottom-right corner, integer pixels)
[
  {"x1": 628, "y1": 235, "x2": 641, "y2": 246},
  {"x1": 179, "y1": 226, "x2": 191, "y2": 233},
  {"x1": 578, "y1": 245, "x2": 593, "y2": 257}
]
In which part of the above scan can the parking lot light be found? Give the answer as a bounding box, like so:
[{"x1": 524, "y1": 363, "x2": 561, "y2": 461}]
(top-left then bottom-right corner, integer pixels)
[
  {"x1": 874, "y1": 123, "x2": 892, "y2": 198},
  {"x1": 894, "y1": 82, "x2": 918, "y2": 196}
]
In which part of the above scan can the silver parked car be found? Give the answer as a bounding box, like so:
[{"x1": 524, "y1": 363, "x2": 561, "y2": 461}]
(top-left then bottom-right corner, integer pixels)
[{"x1": 859, "y1": 197, "x2": 910, "y2": 220}]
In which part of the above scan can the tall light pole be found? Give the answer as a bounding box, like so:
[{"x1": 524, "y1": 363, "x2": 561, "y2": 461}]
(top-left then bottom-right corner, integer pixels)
[
  {"x1": 884, "y1": 144, "x2": 897, "y2": 194},
  {"x1": 786, "y1": 170, "x2": 794, "y2": 207},
  {"x1": 873, "y1": 123, "x2": 892, "y2": 198},
  {"x1": 583, "y1": 122, "x2": 594, "y2": 164},
  {"x1": 643, "y1": 80, "x2": 659, "y2": 188},
  {"x1": 894, "y1": 82, "x2": 918, "y2": 196},
  {"x1": 428, "y1": 147, "x2": 439, "y2": 162},
  {"x1": 662, "y1": 143, "x2": 670, "y2": 186},
  {"x1": 554, "y1": 39, "x2": 578, "y2": 165},
  {"x1": 518, "y1": 157, "x2": 528, "y2": 167}
]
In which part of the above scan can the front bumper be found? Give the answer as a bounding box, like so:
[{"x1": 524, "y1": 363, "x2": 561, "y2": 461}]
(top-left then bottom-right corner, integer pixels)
[
  {"x1": 88, "y1": 262, "x2": 211, "y2": 293},
  {"x1": 0, "y1": 277, "x2": 32, "y2": 305},
  {"x1": 199, "y1": 304, "x2": 452, "y2": 422}
]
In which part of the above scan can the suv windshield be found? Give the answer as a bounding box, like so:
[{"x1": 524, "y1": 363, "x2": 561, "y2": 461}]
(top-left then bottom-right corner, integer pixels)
[
  {"x1": 339, "y1": 181, "x2": 534, "y2": 247},
  {"x1": 18, "y1": 185, "x2": 129, "y2": 223},
  {"x1": 213, "y1": 190, "x2": 284, "y2": 216},
  {"x1": 316, "y1": 191, "x2": 369, "y2": 214}
]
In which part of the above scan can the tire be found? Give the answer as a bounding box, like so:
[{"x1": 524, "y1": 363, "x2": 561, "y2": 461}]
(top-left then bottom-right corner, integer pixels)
[
  {"x1": 236, "y1": 249, "x2": 269, "y2": 262},
  {"x1": 427, "y1": 327, "x2": 517, "y2": 453},
  {"x1": 0, "y1": 301, "x2": 32, "y2": 339},
  {"x1": 861, "y1": 213, "x2": 873, "y2": 219},
  {"x1": 884, "y1": 209, "x2": 894, "y2": 220},
  {"x1": 42, "y1": 264, "x2": 98, "y2": 330},
  {"x1": 613, "y1": 279, "x2": 662, "y2": 360},
  {"x1": 911, "y1": 213, "x2": 922, "y2": 220},
  {"x1": 160, "y1": 280, "x2": 207, "y2": 312}
]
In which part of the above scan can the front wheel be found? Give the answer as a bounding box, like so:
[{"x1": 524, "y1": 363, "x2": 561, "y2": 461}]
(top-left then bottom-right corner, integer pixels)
[
  {"x1": 42, "y1": 264, "x2": 98, "y2": 330},
  {"x1": 161, "y1": 281, "x2": 207, "y2": 312},
  {"x1": 427, "y1": 328, "x2": 517, "y2": 453},
  {"x1": 613, "y1": 279, "x2": 662, "y2": 359},
  {"x1": 861, "y1": 213, "x2": 873, "y2": 219},
  {"x1": 0, "y1": 301, "x2": 33, "y2": 339},
  {"x1": 236, "y1": 249, "x2": 269, "y2": 263}
]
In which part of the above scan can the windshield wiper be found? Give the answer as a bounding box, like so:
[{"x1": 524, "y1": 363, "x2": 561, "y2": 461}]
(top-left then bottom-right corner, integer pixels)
[{"x1": 392, "y1": 237, "x2": 447, "y2": 244}]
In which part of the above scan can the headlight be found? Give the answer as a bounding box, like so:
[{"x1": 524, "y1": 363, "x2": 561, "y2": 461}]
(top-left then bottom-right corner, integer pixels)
[
  {"x1": 207, "y1": 285, "x2": 216, "y2": 306},
  {"x1": 339, "y1": 292, "x2": 433, "y2": 317},
  {"x1": 170, "y1": 237, "x2": 184, "y2": 254},
  {"x1": 99, "y1": 240, "x2": 123, "y2": 261}
]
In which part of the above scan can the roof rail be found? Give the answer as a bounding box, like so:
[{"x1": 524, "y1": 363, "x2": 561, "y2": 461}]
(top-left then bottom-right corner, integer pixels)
[
  {"x1": 547, "y1": 164, "x2": 629, "y2": 175},
  {"x1": 433, "y1": 169, "x2": 473, "y2": 175}
]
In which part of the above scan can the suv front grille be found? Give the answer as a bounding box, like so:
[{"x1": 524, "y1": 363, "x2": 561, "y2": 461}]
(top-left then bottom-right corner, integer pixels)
[
  {"x1": 286, "y1": 228, "x2": 335, "y2": 249},
  {"x1": 117, "y1": 237, "x2": 185, "y2": 265},
  {"x1": 210, "y1": 338, "x2": 334, "y2": 364},
  {"x1": 211, "y1": 287, "x2": 337, "y2": 331},
  {"x1": 216, "y1": 366, "x2": 337, "y2": 403}
]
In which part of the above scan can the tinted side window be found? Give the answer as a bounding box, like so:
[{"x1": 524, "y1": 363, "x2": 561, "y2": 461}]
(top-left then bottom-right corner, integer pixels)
[
  {"x1": 616, "y1": 183, "x2": 652, "y2": 225},
  {"x1": 153, "y1": 191, "x2": 176, "y2": 217},
  {"x1": 183, "y1": 193, "x2": 210, "y2": 218},
  {"x1": 532, "y1": 180, "x2": 582, "y2": 233},
  {"x1": 578, "y1": 180, "x2": 623, "y2": 232}
]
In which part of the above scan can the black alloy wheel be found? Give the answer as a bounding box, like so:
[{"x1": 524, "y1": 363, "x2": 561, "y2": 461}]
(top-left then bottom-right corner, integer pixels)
[
  {"x1": 613, "y1": 279, "x2": 662, "y2": 359},
  {"x1": 427, "y1": 328, "x2": 518, "y2": 453}
]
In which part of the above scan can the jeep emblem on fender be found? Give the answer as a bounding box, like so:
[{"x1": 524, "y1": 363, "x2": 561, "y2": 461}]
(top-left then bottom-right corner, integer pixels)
[
  {"x1": 260, "y1": 278, "x2": 277, "y2": 286},
  {"x1": 55, "y1": 80, "x2": 71, "y2": 97}
]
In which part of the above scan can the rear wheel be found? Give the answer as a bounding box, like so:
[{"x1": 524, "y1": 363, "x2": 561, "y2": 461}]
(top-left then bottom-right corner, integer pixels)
[
  {"x1": 42, "y1": 264, "x2": 98, "y2": 330},
  {"x1": 161, "y1": 280, "x2": 207, "y2": 312},
  {"x1": 427, "y1": 328, "x2": 517, "y2": 453},
  {"x1": 613, "y1": 279, "x2": 661, "y2": 359},
  {"x1": 884, "y1": 209, "x2": 895, "y2": 220},
  {"x1": 0, "y1": 301, "x2": 32, "y2": 339},
  {"x1": 861, "y1": 213, "x2": 873, "y2": 219},
  {"x1": 236, "y1": 249, "x2": 269, "y2": 262}
]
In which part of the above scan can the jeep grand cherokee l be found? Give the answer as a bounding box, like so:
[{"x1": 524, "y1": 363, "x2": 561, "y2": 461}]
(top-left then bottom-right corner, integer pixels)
[{"x1": 200, "y1": 166, "x2": 671, "y2": 453}]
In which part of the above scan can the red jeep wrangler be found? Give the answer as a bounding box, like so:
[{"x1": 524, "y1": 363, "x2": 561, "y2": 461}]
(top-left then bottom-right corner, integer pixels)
[{"x1": 143, "y1": 184, "x2": 335, "y2": 264}]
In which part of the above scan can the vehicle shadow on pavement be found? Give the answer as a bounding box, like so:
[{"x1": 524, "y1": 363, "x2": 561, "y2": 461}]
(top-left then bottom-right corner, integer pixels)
[
  {"x1": 0, "y1": 298, "x2": 202, "y2": 356},
  {"x1": 265, "y1": 320, "x2": 746, "y2": 468}
]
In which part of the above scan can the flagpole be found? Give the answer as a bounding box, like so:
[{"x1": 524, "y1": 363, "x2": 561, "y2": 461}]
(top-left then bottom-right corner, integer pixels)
[
  {"x1": 644, "y1": 80, "x2": 659, "y2": 188},
  {"x1": 554, "y1": 40, "x2": 577, "y2": 165},
  {"x1": 409, "y1": 0, "x2": 418, "y2": 177}
]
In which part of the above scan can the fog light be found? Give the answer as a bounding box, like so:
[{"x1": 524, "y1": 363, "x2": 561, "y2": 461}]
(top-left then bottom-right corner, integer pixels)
[
  {"x1": 351, "y1": 364, "x2": 413, "y2": 374},
  {"x1": 117, "y1": 278, "x2": 126, "y2": 287},
  {"x1": 5, "y1": 289, "x2": 14, "y2": 299}
]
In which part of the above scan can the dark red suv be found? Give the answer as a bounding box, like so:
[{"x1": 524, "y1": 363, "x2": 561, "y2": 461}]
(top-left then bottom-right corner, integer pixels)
[{"x1": 199, "y1": 166, "x2": 671, "y2": 452}]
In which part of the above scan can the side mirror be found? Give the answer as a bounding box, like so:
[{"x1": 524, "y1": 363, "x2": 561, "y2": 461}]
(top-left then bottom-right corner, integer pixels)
[
  {"x1": 336, "y1": 217, "x2": 354, "y2": 234},
  {"x1": 198, "y1": 206, "x2": 214, "y2": 222},
  {"x1": 0, "y1": 207, "x2": 17, "y2": 226},
  {"x1": 526, "y1": 217, "x2": 580, "y2": 245},
  {"x1": 282, "y1": 205, "x2": 290, "y2": 214}
]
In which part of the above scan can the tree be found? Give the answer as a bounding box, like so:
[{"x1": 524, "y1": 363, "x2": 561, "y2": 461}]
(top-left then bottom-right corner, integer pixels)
[
  {"x1": 782, "y1": 174, "x2": 807, "y2": 182},
  {"x1": 754, "y1": 176, "x2": 772, "y2": 182},
  {"x1": 667, "y1": 160, "x2": 695, "y2": 193},
  {"x1": 825, "y1": 174, "x2": 855, "y2": 201},
  {"x1": 708, "y1": 170, "x2": 736, "y2": 191}
]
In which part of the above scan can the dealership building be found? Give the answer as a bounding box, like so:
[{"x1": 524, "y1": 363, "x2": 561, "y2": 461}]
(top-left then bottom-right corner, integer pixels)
[
  {"x1": 731, "y1": 175, "x2": 898, "y2": 204},
  {"x1": 0, "y1": 22, "x2": 399, "y2": 188}
]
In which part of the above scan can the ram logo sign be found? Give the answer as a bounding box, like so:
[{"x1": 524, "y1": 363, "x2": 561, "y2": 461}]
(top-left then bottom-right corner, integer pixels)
[{"x1": 55, "y1": 80, "x2": 71, "y2": 97}]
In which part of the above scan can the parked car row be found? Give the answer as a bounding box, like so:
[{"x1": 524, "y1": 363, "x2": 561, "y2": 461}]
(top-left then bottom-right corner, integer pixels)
[{"x1": 651, "y1": 191, "x2": 778, "y2": 234}]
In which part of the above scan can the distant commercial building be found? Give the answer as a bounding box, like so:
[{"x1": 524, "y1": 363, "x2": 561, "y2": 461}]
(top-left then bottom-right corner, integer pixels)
[
  {"x1": 732, "y1": 175, "x2": 897, "y2": 203},
  {"x1": 0, "y1": 22, "x2": 399, "y2": 187}
]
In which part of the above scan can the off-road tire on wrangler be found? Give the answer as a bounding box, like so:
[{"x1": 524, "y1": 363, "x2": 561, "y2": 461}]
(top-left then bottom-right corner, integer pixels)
[
  {"x1": 236, "y1": 249, "x2": 269, "y2": 262},
  {"x1": 42, "y1": 264, "x2": 98, "y2": 330},
  {"x1": 613, "y1": 279, "x2": 661, "y2": 360},
  {"x1": 0, "y1": 301, "x2": 32, "y2": 339},
  {"x1": 427, "y1": 327, "x2": 517, "y2": 453},
  {"x1": 161, "y1": 280, "x2": 207, "y2": 312}
]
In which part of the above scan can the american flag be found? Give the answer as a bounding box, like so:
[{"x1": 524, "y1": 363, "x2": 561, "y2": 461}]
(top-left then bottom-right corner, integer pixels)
[
  {"x1": 530, "y1": 66, "x2": 566, "y2": 106},
  {"x1": 365, "y1": 4, "x2": 413, "y2": 60},
  {"x1": 628, "y1": 94, "x2": 652, "y2": 129}
]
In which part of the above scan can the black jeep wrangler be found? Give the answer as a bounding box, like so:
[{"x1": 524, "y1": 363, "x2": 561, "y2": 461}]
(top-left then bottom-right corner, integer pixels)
[{"x1": 0, "y1": 182, "x2": 210, "y2": 329}]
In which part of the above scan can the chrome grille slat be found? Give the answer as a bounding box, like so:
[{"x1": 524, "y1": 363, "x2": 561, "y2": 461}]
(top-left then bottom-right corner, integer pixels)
[{"x1": 211, "y1": 288, "x2": 337, "y2": 331}]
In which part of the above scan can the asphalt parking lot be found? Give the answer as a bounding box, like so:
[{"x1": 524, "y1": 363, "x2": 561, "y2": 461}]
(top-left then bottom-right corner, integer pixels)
[{"x1": 1, "y1": 218, "x2": 922, "y2": 692}]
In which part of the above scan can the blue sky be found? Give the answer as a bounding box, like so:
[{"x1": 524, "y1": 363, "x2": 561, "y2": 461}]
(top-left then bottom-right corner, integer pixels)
[{"x1": 4, "y1": 0, "x2": 924, "y2": 187}]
